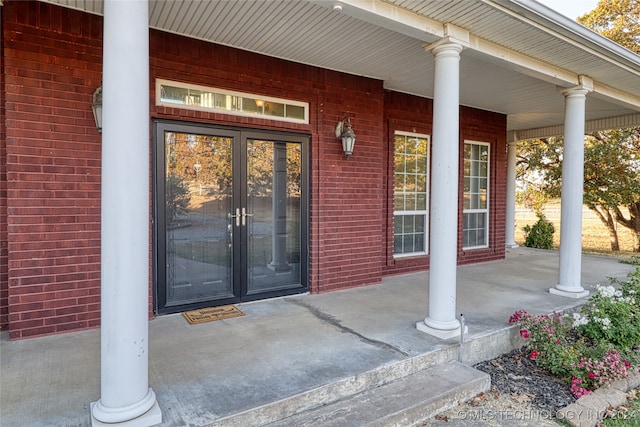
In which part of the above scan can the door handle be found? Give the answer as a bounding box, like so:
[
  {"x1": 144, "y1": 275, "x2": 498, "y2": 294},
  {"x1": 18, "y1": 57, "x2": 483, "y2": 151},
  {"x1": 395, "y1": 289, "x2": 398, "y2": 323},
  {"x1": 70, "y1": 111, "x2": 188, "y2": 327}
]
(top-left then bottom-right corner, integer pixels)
[
  {"x1": 242, "y1": 207, "x2": 254, "y2": 226},
  {"x1": 228, "y1": 208, "x2": 241, "y2": 227}
]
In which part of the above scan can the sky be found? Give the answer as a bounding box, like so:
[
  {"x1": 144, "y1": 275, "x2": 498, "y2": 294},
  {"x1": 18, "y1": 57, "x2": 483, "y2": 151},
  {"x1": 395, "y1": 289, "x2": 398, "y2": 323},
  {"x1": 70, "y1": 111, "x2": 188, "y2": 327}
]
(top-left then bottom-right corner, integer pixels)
[{"x1": 535, "y1": 0, "x2": 600, "y2": 20}]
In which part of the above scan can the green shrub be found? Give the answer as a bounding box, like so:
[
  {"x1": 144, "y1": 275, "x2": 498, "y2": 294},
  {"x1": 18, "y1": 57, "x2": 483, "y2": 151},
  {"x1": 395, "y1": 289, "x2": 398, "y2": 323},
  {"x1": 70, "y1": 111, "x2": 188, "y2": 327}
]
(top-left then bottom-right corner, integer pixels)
[
  {"x1": 574, "y1": 267, "x2": 640, "y2": 354},
  {"x1": 523, "y1": 213, "x2": 555, "y2": 249}
]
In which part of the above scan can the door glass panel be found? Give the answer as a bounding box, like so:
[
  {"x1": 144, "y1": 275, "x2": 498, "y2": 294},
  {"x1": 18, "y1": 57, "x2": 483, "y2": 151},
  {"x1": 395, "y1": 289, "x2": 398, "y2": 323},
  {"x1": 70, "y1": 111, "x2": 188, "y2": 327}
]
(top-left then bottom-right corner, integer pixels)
[
  {"x1": 164, "y1": 132, "x2": 233, "y2": 306},
  {"x1": 246, "y1": 139, "x2": 302, "y2": 294}
]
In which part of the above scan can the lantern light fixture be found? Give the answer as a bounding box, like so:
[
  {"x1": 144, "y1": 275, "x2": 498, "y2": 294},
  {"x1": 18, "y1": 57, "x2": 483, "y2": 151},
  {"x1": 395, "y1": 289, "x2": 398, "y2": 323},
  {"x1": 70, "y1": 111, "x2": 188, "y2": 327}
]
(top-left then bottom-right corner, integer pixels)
[
  {"x1": 335, "y1": 116, "x2": 356, "y2": 159},
  {"x1": 92, "y1": 86, "x2": 103, "y2": 133}
]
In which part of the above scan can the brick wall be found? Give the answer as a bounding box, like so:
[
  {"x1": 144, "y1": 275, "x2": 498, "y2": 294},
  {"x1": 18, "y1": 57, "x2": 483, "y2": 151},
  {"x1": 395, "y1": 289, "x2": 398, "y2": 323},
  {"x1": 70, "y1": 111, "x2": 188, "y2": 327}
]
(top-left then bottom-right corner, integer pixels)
[
  {"x1": 382, "y1": 91, "x2": 507, "y2": 277},
  {"x1": 0, "y1": 4, "x2": 8, "y2": 331},
  {"x1": 3, "y1": 1, "x2": 103, "y2": 338}
]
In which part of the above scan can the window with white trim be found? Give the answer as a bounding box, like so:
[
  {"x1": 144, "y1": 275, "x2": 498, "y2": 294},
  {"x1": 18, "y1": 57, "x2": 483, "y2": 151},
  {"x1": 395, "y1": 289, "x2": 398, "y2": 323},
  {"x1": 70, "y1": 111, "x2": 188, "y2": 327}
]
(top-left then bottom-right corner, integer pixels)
[
  {"x1": 463, "y1": 141, "x2": 490, "y2": 249},
  {"x1": 156, "y1": 79, "x2": 309, "y2": 124},
  {"x1": 393, "y1": 132, "x2": 430, "y2": 256}
]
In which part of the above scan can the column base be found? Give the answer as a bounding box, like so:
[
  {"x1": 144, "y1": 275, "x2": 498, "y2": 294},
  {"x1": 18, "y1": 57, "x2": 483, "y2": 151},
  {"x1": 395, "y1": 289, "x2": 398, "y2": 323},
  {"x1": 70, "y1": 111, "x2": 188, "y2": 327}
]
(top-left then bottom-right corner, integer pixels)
[
  {"x1": 91, "y1": 389, "x2": 162, "y2": 427},
  {"x1": 416, "y1": 321, "x2": 467, "y2": 340},
  {"x1": 549, "y1": 287, "x2": 589, "y2": 299},
  {"x1": 505, "y1": 243, "x2": 519, "y2": 248},
  {"x1": 267, "y1": 262, "x2": 291, "y2": 273}
]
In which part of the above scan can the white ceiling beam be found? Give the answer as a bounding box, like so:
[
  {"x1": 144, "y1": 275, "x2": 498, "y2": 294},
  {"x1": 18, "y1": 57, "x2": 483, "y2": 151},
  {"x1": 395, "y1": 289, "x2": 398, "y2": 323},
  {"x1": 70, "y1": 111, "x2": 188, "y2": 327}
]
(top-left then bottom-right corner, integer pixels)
[
  {"x1": 312, "y1": 0, "x2": 443, "y2": 41},
  {"x1": 592, "y1": 83, "x2": 640, "y2": 111},
  {"x1": 509, "y1": 112, "x2": 640, "y2": 140},
  {"x1": 467, "y1": 34, "x2": 578, "y2": 87}
]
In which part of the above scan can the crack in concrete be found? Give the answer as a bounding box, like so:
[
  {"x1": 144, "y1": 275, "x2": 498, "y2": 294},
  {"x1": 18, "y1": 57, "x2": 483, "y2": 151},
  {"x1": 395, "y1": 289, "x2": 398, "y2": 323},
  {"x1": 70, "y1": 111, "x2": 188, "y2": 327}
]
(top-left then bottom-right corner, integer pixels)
[{"x1": 286, "y1": 298, "x2": 410, "y2": 357}]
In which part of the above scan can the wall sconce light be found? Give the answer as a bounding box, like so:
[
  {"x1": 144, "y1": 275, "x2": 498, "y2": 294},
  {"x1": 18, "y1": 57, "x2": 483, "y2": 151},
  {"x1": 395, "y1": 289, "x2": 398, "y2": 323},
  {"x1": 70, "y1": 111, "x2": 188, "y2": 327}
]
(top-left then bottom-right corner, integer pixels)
[
  {"x1": 92, "y1": 86, "x2": 103, "y2": 133},
  {"x1": 335, "y1": 116, "x2": 356, "y2": 159}
]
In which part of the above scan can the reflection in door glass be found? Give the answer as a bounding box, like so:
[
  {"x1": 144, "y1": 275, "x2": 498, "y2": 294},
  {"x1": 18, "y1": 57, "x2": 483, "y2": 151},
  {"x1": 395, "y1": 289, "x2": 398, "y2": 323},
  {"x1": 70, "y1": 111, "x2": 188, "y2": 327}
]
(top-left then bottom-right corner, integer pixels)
[
  {"x1": 247, "y1": 140, "x2": 302, "y2": 294},
  {"x1": 165, "y1": 132, "x2": 234, "y2": 306}
]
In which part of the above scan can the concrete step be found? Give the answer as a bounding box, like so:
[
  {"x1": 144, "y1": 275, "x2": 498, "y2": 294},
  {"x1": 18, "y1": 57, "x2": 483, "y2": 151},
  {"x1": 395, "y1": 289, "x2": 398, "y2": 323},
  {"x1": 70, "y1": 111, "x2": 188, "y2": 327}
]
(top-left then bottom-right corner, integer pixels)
[{"x1": 265, "y1": 360, "x2": 490, "y2": 427}]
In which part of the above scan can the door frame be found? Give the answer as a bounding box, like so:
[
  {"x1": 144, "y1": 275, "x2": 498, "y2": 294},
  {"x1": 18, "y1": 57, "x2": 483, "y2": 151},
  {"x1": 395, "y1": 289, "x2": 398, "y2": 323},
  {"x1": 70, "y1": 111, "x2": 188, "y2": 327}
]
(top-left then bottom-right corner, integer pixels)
[{"x1": 152, "y1": 120, "x2": 310, "y2": 315}]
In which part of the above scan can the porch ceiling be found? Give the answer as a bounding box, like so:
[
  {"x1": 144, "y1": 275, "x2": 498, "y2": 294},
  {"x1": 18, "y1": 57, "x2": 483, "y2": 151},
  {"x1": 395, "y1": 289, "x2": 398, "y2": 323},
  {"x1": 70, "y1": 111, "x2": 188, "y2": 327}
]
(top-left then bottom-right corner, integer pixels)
[{"x1": 43, "y1": 0, "x2": 640, "y2": 139}]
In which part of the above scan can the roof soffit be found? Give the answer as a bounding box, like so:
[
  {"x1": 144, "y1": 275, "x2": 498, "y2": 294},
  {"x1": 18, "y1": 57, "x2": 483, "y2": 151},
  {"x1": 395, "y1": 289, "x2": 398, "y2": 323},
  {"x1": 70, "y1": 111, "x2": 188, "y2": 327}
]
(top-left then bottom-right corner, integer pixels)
[{"x1": 38, "y1": 0, "x2": 640, "y2": 134}]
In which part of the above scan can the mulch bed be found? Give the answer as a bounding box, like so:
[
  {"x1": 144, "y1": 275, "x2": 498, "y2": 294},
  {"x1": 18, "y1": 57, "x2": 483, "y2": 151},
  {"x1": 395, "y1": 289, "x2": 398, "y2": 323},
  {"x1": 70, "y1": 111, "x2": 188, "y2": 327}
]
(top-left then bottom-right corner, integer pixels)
[{"x1": 474, "y1": 347, "x2": 576, "y2": 413}]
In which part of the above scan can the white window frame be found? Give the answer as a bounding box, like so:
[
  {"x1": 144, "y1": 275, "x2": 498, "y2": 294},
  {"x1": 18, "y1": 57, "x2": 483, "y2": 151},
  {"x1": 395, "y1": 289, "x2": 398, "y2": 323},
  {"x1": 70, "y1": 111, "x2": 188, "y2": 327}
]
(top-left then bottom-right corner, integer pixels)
[
  {"x1": 463, "y1": 140, "x2": 490, "y2": 250},
  {"x1": 393, "y1": 131, "x2": 430, "y2": 258},
  {"x1": 156, "y1": 79, "x2": 309, "y2": 124}
]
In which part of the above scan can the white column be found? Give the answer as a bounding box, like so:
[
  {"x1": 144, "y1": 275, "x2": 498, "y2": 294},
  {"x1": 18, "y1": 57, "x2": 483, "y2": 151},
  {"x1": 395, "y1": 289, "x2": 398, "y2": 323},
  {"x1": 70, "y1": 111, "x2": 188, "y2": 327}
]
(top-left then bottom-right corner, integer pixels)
[
  {"x1": 550, "y1": 87, "x2": 590, "y2": 299},
  {"x1": 505, "y1": 140, "x2": 519, "y2": 248},
  {"x1": 417, "y1": 42, "x2": 464, "y2": 339},
  {"x1": 91, "y1": 1, "x2": 162, "y2": 426}
]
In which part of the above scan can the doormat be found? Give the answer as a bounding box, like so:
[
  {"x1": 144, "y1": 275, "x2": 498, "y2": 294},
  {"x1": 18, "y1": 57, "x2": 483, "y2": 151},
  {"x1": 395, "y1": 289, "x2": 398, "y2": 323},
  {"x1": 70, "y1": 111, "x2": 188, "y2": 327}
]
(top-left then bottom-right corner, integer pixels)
[{"x1": 182, "y1": 305, "x2": 245, "y2": 325}]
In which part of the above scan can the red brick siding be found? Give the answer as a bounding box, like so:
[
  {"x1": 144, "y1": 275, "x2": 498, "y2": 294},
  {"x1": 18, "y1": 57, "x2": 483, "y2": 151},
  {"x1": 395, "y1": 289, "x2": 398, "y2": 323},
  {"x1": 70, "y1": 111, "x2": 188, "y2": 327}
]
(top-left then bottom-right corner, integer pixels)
[
  {"x1": 3, "y1": 1, "x2": 103, "y2": 339},
  {"x1": 0, "y1": 4, "x2": 8, "y2": 331},
  {"x1": 382, "y1": 92, "x2": 507, "y2": 277}
]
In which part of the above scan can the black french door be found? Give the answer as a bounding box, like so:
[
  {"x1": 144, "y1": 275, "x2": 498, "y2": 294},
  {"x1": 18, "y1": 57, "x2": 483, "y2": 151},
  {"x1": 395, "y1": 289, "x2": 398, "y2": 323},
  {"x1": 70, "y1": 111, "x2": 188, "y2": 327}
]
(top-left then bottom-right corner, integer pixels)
[{"x1": 154, "y1": 121, "x2": 308, "y2": 314}]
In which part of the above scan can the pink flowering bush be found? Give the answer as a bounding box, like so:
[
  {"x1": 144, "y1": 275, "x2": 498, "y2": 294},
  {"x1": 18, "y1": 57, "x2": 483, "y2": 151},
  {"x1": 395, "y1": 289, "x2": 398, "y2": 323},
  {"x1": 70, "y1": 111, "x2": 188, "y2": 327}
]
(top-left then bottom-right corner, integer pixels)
[
  {"x1": 508, "y1": 309, "x2": 578, "y2": 377},
  {"x1": 509, "y1": 268, "x2": 640, "y2": 399},
  {"x1": 570, "y1": 377, "x2": 591, "y2": 398},
  {"x1": 570, "y1": 350, "x2": 631, "y2": 392}
]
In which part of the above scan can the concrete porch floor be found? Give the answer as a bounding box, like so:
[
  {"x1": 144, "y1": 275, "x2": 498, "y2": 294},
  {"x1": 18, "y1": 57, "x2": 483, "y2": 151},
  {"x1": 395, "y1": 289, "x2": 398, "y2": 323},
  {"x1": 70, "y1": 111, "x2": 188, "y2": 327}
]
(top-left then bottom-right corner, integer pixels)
[{"x1": 1, "y1": 247, "x2": 637, "y2": 427}]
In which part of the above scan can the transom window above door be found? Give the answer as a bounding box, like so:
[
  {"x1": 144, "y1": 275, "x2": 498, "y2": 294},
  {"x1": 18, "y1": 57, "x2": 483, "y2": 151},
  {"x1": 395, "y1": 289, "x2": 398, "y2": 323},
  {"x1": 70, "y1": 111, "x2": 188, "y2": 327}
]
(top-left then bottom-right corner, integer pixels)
[
  {"x1": 156, "y1": 79, "x2": 309, "y2": 124},
  {"x1": 393, "y1": 132, "x2": 430, "y2": 257}
]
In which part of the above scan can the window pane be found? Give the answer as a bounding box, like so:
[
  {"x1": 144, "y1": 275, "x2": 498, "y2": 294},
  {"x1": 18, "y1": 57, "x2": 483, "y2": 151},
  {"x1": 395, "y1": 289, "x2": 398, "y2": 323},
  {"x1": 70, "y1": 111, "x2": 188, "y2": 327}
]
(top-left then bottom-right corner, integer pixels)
[
  {"x1": 416, "y1": 156, "x2": 427, "y2": 174},
  {"x1": 394, "y1": 195, "x2": 404, "y2": 210},
  {"x1": 406, "y1": 139, "x2": 417, "y2": 154},
  {"x1": 394, "y1": 235, "x2": 403, "y2": 253},
  {"x1": 405, "y1": 196, "x2": 415, "y2": 210},
  {"x1": 393, "y1": 133, "x2": 429, "y2": 256},
  {"x1": 417, "y1": 175, "x2": 427, "y2": 192},
  {"x1": 394, "y1": 216, "x2": 403, "y2": 234},
  {"x1": 406, "y1": 156, "x2": 417, "y2": 173},
  {"x1": 405, "y1": 175, "x2": 416, "y2": 192},
  {"x1": 403, "y1": 235, "x2": 414, "y2": 253},
  {"x1": 394, "y1": 173, "x2": 404, "y2": 191},
  {"x1": 403, "y1": 215, "x2": 415, "y2": 233},
  {"x1": 286, "y1": 105, "x2": 305, "y2": 120},
  {"x1": 264, "y1": 102, "x2": 285, "y2": 118},
  {"x1": 463, "y1": 142, "x2": 490, "y2": 249}
]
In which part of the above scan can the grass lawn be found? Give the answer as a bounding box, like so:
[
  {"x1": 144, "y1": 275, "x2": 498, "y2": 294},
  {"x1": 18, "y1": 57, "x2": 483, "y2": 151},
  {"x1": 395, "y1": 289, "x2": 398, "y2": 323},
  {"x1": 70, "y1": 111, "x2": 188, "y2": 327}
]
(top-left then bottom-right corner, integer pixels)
[{"x1": 514, "y1": 202, "x2": 638, "y2": 257}]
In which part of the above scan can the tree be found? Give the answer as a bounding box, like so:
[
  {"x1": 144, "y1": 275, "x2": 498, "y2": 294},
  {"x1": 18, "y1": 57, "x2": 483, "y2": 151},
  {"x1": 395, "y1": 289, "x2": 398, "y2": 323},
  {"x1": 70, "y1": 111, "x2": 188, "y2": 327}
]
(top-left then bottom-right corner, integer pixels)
[
  {"x1": 578, "y1": 0, "x2": 640, "y2": 53},
  {"x1": 577, "y1": 0, "x2": 640, "y2": 251},
  {"x1": 518, "y1": 129, "x2": 640, "y2": 252}
]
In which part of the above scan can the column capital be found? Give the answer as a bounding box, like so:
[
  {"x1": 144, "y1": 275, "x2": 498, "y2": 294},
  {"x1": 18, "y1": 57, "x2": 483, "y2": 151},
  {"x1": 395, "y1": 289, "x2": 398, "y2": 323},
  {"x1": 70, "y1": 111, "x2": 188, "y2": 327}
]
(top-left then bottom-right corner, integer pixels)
[
  {"x1": 424, "y1": 23, "x2": 468, "y2": 53},
  {"x1": 557, "y1": 75, "x2": 593, "y2": 97}
]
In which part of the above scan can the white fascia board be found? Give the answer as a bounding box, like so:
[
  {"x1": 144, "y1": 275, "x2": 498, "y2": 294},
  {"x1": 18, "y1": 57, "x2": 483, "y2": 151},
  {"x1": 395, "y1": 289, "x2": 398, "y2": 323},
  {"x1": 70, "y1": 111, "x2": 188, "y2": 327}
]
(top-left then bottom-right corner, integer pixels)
[
  {"x1": 485, "y1": 0, "x2": 640, "y2": 76},
  {"x1": 511, "y1": 112, "x2": 640, "y2": 140},
  {"x1": 468, "y1": 34, "x2": 579, "y2": 86},
  {"x1": 312, "y1": 0, "x2": 444, "y2": 41}
]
